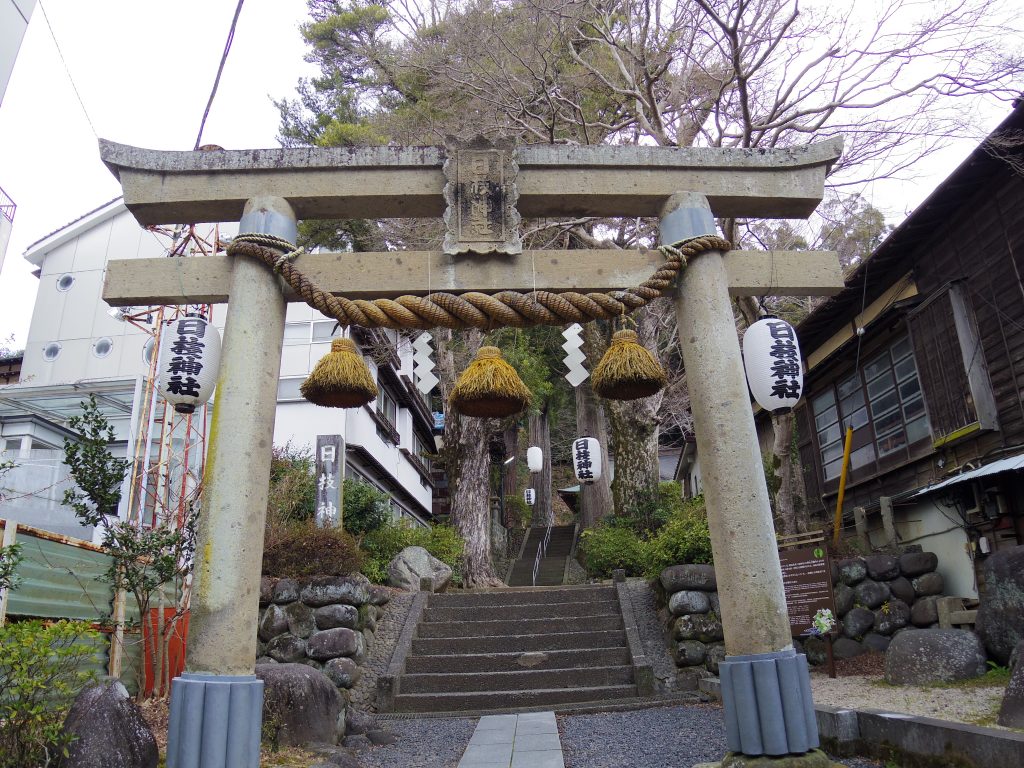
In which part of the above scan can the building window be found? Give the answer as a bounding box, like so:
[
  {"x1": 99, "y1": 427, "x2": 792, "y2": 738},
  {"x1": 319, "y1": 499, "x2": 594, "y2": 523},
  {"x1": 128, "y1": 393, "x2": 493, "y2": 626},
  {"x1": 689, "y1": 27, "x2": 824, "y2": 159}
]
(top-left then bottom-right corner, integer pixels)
[
  {"x1": 2, "y1": 439, "x2": 21, "y2": 454},
  {"x1": 811, "y1": 335, "x2": 931, "y2": 485},
  {"x1": 277, "y1": 377, "x2": 304, "y2": 401},
  {"x1": 412, "y1": 432, "x2": 432, "y2": 473},
  {"x1": 283, "y1": 322, "x2": 311, "y2": 346},
  {"x1": 376, "y1": 390, "x2": 398, "y2": 442},
  {"x1": 56, "y1": 274, "x2": 74, "y2": 291},
  {"x1": 93, "y1": 338, "x2": 113, "y2": 358},
  {"x1": 43, "y1": 342, "x2": 61, "y2": 361},
  {"x1": 312, "y1": 321, "x2": 341, "y2": 343}
]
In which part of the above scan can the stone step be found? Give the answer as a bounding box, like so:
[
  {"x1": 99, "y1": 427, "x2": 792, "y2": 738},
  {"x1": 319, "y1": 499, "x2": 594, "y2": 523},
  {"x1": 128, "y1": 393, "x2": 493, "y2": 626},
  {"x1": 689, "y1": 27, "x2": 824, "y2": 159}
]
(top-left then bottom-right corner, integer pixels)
[
  {"x1": 416, "y1": 613, "x2": 623, "y2": 638},
  {"x1": 422, "y1": 599, "x2": 620, "y2": 622},
  {"x1": 411, "y1": 628, "x2": 627, "y2": 655},
  {"x1": 393, "y1": 684, "x2": 638, "y2": 713},
  {"x1": 428, "y1": 586, "x2": 614, "y2": 607},
  {"x1": 400, "y1": 664, "x2": 635, "y2": 694},
  {"x1": 404, "y1": 646, "x2": 632, "y2": 674}
]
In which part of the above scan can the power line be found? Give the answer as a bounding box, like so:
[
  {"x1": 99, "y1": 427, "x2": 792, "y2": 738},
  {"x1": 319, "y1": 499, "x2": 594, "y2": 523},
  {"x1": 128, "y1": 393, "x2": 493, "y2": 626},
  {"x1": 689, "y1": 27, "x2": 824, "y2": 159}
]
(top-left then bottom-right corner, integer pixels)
[
  {"x1": 38, "y1": 0, "x2": 97, "y2": 138},
  {"x1": 194, "y1": 0, "x2": 246, "y2": 150}
]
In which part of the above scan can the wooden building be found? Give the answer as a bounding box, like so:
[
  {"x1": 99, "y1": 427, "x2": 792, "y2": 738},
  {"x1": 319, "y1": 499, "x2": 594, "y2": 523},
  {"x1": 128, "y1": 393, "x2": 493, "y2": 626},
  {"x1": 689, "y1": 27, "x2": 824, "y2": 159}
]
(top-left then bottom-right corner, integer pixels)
[{"x1": 794, "y1": 102, "x2": 1024, "y2": 598}]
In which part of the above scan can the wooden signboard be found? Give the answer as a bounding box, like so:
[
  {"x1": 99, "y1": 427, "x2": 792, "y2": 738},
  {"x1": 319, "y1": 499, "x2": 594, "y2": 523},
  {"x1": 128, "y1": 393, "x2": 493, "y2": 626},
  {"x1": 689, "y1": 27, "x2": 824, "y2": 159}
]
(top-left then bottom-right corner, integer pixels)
[{"x1": 779, "y1": 545, "x2": 835, "y2": 636}]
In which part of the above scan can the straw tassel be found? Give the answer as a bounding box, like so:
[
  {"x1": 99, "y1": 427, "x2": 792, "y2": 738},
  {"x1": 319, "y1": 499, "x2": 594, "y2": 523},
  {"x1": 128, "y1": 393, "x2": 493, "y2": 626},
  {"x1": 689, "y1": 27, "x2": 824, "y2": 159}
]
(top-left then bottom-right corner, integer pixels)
[
  {"x1": 591, "y1": 329, "x2": 667, "y2": 400},
  {"x1": 301, "y1": 337, "x2": 379, "y2": 408},
  {"x1": 450, "y1": 346, "x2": 532, "y2": 418}
]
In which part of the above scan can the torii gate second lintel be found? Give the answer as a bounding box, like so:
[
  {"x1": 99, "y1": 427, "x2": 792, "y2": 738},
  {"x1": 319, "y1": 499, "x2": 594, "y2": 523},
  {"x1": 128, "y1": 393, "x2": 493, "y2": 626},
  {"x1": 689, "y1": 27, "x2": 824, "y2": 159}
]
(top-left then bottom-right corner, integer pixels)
[{"x1": 99, "y1": 137, "x2": 843, "y2": 768}]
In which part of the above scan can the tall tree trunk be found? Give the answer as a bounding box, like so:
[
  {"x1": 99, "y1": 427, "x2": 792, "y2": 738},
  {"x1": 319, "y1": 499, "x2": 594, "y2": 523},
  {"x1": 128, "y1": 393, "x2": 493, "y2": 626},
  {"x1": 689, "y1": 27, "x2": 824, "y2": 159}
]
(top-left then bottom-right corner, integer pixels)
[
  {"x1": 575, "y1": 325, "x2": 613, "y2": 528},
  {"x1": 501, "y1": 423, "x2": 518, "y2": 527},
  {"x1": 605, "y1": 308, "x2": 664, "y2": 519},
  {"x1": 437, "y1": 328, "x2": 501, "y2": 587},
  {"x1": 527, "y1": 404, "x2": 553, "y2": 526}
]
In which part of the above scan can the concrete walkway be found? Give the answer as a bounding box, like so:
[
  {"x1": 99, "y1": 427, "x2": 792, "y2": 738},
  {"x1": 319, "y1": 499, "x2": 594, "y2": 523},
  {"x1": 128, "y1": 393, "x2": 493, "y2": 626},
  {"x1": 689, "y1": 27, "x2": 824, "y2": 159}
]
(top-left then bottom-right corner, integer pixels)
[{"x1": 457, "y1": 711, "x2": 565, "y2": 768}]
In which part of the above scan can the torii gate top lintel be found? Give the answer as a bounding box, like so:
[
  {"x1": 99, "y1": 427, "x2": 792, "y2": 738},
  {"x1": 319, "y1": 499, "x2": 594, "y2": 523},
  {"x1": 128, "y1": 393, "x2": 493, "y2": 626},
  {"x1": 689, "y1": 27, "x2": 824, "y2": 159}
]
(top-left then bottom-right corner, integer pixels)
[{"x1": 98, "y1": 137, "x2": 843, "y2": 225}]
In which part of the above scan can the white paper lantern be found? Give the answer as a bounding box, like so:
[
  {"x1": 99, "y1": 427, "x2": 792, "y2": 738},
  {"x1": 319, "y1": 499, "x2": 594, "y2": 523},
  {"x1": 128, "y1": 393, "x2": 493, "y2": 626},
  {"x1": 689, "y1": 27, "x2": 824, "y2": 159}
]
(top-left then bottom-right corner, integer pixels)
[
  {"x1": 572, "y1": 437, "x2": 603, "y2": 484},
  {"x1": 157, "y1": 315, "x2": 221, "y2": 414},
  {"x1": 742, "y1": 317, "x2": 804, "y2": 414},
  {"x1": 527, "y1": 446, "x2": 543, "y2": 473},
  {"x1": 524, "y1": 488, "x2": 536, "y2": 506}
]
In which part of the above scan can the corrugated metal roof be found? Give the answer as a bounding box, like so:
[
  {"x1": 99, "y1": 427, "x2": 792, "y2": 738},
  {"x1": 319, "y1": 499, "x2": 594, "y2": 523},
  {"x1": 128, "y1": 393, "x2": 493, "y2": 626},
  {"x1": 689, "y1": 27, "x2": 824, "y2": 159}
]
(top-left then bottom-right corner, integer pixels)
[{"x1": 912, "y1": 453, "x2": 1024, "y2": 497}]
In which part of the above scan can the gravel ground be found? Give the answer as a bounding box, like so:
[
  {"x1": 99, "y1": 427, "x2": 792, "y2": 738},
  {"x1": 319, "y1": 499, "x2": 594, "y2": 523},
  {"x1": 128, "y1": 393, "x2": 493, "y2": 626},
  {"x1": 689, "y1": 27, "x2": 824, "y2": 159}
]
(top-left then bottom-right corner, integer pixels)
[
  {"x1": 359, "y1": 717, "x2": 477, "y2": 768},
  {"x1": 558, "y1": 705, "x2": 883, "y2": 768},
  {"x1": 349, "y1": 590, "x2": 415, "y2": 712}
]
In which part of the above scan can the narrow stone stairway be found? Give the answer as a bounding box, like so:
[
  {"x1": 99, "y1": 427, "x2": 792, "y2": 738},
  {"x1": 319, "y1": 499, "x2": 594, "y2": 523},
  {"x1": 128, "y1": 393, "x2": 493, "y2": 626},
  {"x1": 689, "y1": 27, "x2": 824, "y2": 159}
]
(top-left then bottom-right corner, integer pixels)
[
  {"x1": 507, "y1": 524, "x2": 575, "y2": 586},
  {"x1": 389, "y1": 585, "x2": 640, "y2": 713}
]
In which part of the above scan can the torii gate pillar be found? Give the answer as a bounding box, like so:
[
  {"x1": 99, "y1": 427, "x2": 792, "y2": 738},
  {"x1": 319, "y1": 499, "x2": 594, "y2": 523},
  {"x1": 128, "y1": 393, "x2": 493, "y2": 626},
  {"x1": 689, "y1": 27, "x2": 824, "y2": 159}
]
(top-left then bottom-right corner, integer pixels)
[
  {"x1": 666, "y1": 193, "x2": 819, "y2": 762},
  {"x1": 166, "y1": 197, "x2": 294, "y2": 768}
]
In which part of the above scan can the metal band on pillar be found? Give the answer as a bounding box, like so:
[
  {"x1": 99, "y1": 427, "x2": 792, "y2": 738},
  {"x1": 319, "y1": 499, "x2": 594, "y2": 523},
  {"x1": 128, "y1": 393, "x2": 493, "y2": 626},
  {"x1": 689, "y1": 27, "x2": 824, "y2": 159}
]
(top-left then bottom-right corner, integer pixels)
[{"x1": 166, "y1": 197, "x2": 296, "y2": 768}]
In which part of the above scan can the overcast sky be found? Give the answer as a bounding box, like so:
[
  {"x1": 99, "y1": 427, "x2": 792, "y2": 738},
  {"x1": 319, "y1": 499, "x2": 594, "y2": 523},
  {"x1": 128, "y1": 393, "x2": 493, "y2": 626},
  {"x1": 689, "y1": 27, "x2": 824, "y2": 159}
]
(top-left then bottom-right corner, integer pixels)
[{"x1": 0, "y1": 0, "x2": 1015, "y2": 350}]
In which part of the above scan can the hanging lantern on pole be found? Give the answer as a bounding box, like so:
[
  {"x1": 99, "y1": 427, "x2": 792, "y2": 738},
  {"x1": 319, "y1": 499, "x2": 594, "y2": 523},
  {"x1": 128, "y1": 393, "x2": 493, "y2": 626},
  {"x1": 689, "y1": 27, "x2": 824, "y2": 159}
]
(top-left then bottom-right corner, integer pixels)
[
  {"x1": 158, "y1": 314, "x2": 220, "y2": 414},
  {"x1": 527, "y1": 446, "x2": 543, "y2": 473},
  {"x1": 742, "y1": 317, "x2": 804, "y2": 414},
  {"x1": 524, "y1": 488, "x2": 536, "y2": 506},
  {"x1": 572, "y1": 437, "x2": 602, "y2": 484}
]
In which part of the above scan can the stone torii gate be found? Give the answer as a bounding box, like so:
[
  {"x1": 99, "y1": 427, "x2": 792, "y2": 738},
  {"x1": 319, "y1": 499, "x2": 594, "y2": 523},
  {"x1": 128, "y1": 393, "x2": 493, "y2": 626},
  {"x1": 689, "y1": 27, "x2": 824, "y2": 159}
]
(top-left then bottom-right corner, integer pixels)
[{"x1": 99, "y1": 138, "x2": 844, "y2": 768}]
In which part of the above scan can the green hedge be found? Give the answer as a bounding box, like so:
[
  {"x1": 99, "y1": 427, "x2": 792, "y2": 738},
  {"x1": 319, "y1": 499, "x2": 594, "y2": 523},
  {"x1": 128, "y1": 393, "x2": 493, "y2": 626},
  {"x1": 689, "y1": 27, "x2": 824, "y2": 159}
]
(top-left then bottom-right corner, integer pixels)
[
  {"x1": 579, "y1": 489, "x2": 712, "y2": 579},
  {"x1": 360, "y1": 522, "x2": 465, "y2": 585}
]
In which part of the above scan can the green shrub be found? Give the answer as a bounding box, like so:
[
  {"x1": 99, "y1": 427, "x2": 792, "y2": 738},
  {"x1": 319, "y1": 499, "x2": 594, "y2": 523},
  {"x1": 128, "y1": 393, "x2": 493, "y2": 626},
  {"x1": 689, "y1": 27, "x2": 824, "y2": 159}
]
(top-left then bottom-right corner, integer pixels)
[
  {"x1": 503, "y1": 494, "x2": 531, "y2": 529},
  {"x1": 343, "y1": 478, "x2": 391, "y2": 536},
  {"x1": 263, "y1": 519, "x2": 364, "y2": 577},
  {"x1": 0, "y1": 620, "x2": 99, "y2": 768},
  {"x1": 360, "y1": 521, "x2": 465, "y2": 585},
  {"x1": 578, "y1": 524, "x2": 646, "y2": 578},
  {"x1": 267, "y1": 443, "x2": 317, "y2": 525},
  {"x1": 579, "y1": 494, "x2": 713, "y2": 579}
]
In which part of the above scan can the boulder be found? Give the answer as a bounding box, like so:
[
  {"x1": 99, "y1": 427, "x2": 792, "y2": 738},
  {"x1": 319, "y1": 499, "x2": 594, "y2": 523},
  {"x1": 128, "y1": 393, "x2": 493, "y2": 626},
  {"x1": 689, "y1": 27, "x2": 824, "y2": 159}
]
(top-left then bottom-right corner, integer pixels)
[
  {"x1": 705, "y1": 643, "x2": 727, "y2": 675},
  {"x1": 324, "y1": 657, "x2": 362, "y2": 689},
  {"x1": 802, "y1": 637, "x2": 828, "y2": 666},
  {"x1": 841, "y1": 607, "x2": 875, "y2": 639},
  {"x1": 872, "y1": 599, "x2": 910, "y2": 636},
  {"x1": 833, "y1": 583, "x2": 854, "y2": 617},
  {"x1": 865, "y1": 554, "x2": 900, "y2": 581},
  {"x1": 259, "y1": 605, "x2": 290, "y2": 642},
  {"x1": 673, "y1": 640, "x2": 707, "y2": 667},
  {"x1": 308, "y1": 627, "x2": 364, "y2": 661},
  {"x1": 669, "y1": 590, "x2": 711, "y2": 616},
  {"x1": 260, "y1": 576, "x2": 277, "y2": 606},
  {"x1": 910, "y1": 596, "x2": 939, "y2": 627},
  {"x1": 862, "y1": 633, "x2": 892, "y2": 653},
  {"x1": 832, "y1": 638, "x2": 866, "y2": 660},
  {"x1": 368, "y1": 585, "x2": 391, "y2": 606},
  {"x1": 273, "y1": 577, "x2": 301, "y2": 604},
  {"x1": 709, "y1": 592, "x2": 721, "y2": 616},
  {"x1": 837, "y1": 558, "x2": 867, "y2": 586},
  {"x1": 884, "y1": 629, "x2": 987, "y2": 685},
  {"x1": 673, "y1": 613, "x2": 724, "y2": 643},
  {"x1": 61, "y1": 680, "x2": 157, "y2": 768},
  {"x1": 976, "y1": 545, "x2": 1024, "y2": 665},
  {"x1": 366, "y1": 729, "x2": 399, "y2": 746},
  {"x1": 912, "y1": 571, "x2": 944, "y2": 597},
  {"x1": 316, "y1": 604, "x2": 360, "y2": 630},
  {"x1": 301, "y1": 575, "x2": 372, "y2": 607},
  {"x1": 286, "y1": 601, "x2": 317, "y2": 639},
  {"x1": 887, "y1": 576, "x2": 916, "y2": 606},
  {"x1": 346, "y1": 708, "x2": 377, "y2": 736},
  {"x1": 899, "y1": 551, "x2": 938, "y2": 578},
  {"x1": 853, "y1": 579, "x2": 890, "y2": 610},
  {"x1": 257, "y1": 663, "x2": 345, "y2": 747},
  {"x1": 998, "y1": 641, "x2": 1024, "y2": 728},
  {"x1": 387, "y1": 547, "x2": 452, "y2": 592},
  {"x1": 267, "y1": 633, "x2": 308, "y2": 663},
  {"x1": 660, "y1": 564, "x2": 717, "y2": 594}
]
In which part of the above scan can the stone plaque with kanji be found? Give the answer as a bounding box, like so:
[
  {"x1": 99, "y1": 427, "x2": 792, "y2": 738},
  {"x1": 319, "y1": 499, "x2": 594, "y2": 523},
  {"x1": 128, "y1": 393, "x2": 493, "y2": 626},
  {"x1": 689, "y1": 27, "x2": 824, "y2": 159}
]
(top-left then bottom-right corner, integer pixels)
[{"x1": 443, "y1": 138, "x2": 521, "y2": 255}]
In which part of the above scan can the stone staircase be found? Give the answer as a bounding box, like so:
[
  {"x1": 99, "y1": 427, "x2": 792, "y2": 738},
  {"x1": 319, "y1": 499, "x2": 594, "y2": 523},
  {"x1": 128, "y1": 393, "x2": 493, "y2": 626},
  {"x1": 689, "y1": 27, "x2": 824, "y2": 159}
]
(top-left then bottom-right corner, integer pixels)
[
  {"x1": 383, "y1": 584, "x2": 646, "y2": 713},
  {"x1": 506, "y1": 524, "x2": 575, "y2": 586}
]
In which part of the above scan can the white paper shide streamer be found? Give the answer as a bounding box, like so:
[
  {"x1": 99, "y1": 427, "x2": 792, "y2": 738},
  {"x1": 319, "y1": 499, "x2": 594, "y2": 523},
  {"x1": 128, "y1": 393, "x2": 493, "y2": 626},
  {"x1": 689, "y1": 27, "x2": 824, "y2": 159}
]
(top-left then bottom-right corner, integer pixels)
[
  {"x1": 742, "y1": 317, "x2": 803, "y2": 414},
  {"x1": 572, "y1": 437, "x2": 602, "y2": 484},
  {"x1": 158, "y1": 315, "x2": 220, "y2": 414}
]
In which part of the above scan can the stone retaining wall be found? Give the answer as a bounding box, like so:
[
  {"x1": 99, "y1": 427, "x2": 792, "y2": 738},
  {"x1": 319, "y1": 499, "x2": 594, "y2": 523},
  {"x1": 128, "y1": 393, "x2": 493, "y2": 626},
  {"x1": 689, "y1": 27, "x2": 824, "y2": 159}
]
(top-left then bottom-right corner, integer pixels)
[
  {"x1": 256, "y1": 574, "x2": 390, "y2": 702},
  {"x1": 658, "y1": 551, "x2": 950, "y2": 672}
]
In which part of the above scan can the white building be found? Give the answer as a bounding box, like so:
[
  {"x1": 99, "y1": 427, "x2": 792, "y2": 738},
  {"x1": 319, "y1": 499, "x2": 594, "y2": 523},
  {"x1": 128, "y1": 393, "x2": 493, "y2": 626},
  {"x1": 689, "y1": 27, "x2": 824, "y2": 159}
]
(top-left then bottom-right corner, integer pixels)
[{"x1": 0, "y1": 199, "x2": 436, "y2": 539}]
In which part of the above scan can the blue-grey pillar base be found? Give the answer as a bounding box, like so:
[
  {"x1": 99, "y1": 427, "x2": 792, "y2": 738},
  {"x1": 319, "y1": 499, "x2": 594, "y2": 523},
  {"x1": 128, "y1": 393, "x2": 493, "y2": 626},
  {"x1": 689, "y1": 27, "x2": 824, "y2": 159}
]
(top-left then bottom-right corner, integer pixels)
[
  {"x1": 167, "y1": 673, "x2": 264, "y2": 768},
  {"x1": 720, "y1": 648, "x2": 819, "y2": 756}
]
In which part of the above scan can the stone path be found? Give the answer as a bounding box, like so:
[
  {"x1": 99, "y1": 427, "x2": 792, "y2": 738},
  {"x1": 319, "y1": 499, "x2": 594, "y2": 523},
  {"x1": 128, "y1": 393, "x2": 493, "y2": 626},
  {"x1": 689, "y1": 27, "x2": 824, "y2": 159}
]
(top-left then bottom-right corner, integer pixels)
[
  {"x1": 350, "y1": 590, "x2": 415, "y2": 711},
  {"x1": 624, "y1": 577, "x2": 682, "y2": 691},
  {"x1": 458, "y1": 712, "x2": 565, "y2": 768}
]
